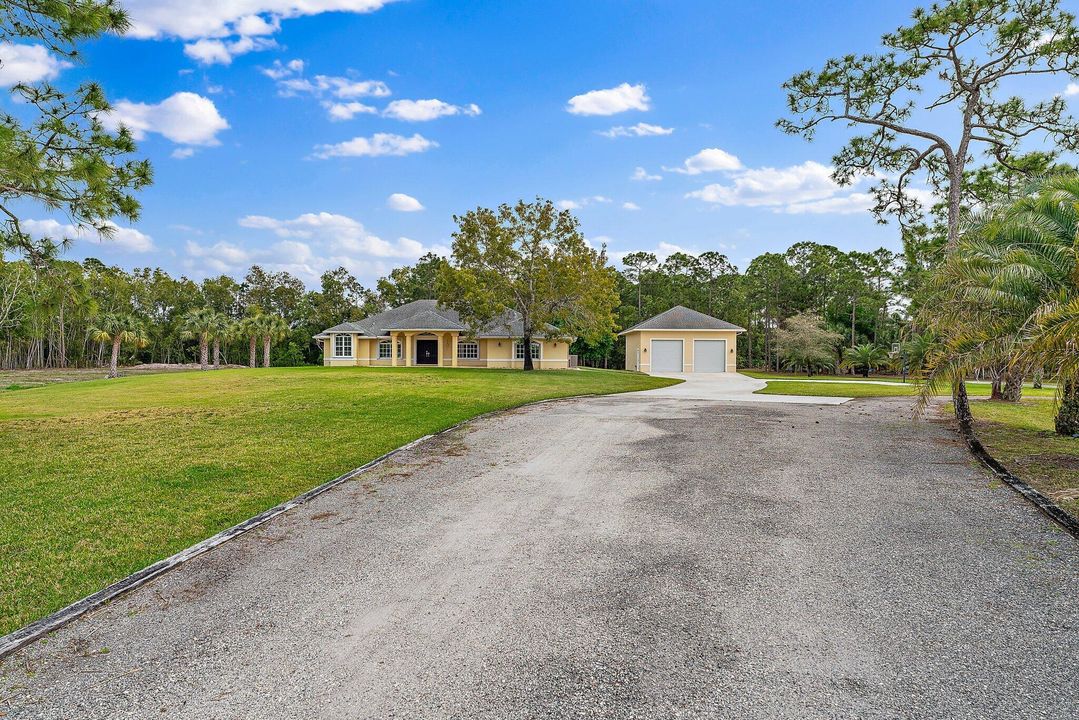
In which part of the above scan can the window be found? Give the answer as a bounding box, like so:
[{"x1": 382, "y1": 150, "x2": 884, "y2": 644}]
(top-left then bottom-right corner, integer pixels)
[
  {"x1": 334, "y1": 335, "x2": 353, "y2": 358},
  {"x1": 457, "y1": 341, "x2": 479, "y2": 359},
  {"x1": 377, "y1": 340, "x2": 392, "y2": 359},
  {"x1": 515, "y1": 341, "x2": 540, "y2": 360}
]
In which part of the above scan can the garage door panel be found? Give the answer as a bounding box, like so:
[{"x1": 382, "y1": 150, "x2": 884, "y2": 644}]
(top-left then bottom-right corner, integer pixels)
[
  {"x1": 651, "y1": 340, "x2": 683, "y2": 373},
  {"x1": 695, "y1": 339, "x2": 726, "y2": 373}
]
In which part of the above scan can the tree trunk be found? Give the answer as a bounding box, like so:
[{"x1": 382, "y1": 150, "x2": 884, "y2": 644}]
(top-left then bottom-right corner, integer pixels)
[
  {"x1": 1055, "y1": 379, "x2": 1079, "y2": 436},
  {"x1": 522, "y1": 332, "x2": 534, "y2": 371},
  {"x1": 108, "y1": 337, "x2": 121, "y2": 379},
  {"x1": 954, "y1": 379, "x2": 973, "y2": 430},
  {"x1": 1002, "y1": 370, "x2": 1023, "y2": 402},
  {"x1": 990, "y1": 373, "x2": 1004, "y2": 401},
  {"x1": 263, "y1": 336, "x2": 271, "y2": 368},
  {"x1": 850, "y1": 293, "x2": 856, "y2": 348},
  {"x1": 249, "y1": 336, "x2": 257, "y2": 368},
  {"x1": 199, "y1": 335, "x2": 208, "y2": 371},
  {"x1": 213, "y1": 339, "x2": 221, "y2": 369}
]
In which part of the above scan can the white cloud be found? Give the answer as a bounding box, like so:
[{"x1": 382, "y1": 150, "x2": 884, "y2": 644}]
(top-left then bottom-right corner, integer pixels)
[
  {"x1": 101, "y1": 92, "x2": 229, "y2": 147},
  {"x1": 324, "y1": 101, "x2": 377, "y2": 120},
  {"x1": 23, "y1": 218, "x2": 154, "y2": 253},
  {"x1": 209, "y1": 209, "x2": 445, "y2": 285},
  {"x1": 622, "y1": 202, "x2": 641, "y2": 211},
  {"x1": 0, "y1": 43, "x2": 72, "y2": 85},
  {"x1": 599, "y1": 122, "x2": 673, "y2": 138},
  {"x1": 183, "y1": 35, "x2": 277, "y2": 65},
  {"x1": 1065, "y1": 82, "x2": 1079, "y2": 97},
  {"x1": 387, "y1": 193, "x2": 424, "y2": 212},
  {"x1": 666, "y1": 148, "x2": 743, "y2": 175},
  {"x1": 312, "y1": 132, "x2": 437, "y2": 159},
  {"x1": 566, "y1": 82, "x2": 650, "y2": 116},
  {"x1": 685, "y1": 160, "x2": 845, "y2": 207},
  {"x1": 125, "y1": 1, "x2": 397, "y2": 67},
  {"x1": 383, "y1": 99, "x2": 481, "y2": 121},
  {"x1": 124, "y1": 1, "x2": 398, "y2": 39},
  {"x1": 631, "y1": 166, "x2": 662, "y2": 181},
  {"x1": 171, "y1": 147, "x2": 196, "y2": 159},
  {"x1": 263, "y1": 60, "x2": 390, "y2": 98},
  {"x1": 262, "y1": 58, "x2": 304, "y2": 80},
  {"x1": 683, "y1": 159, "x2": 931, "y2": 216},
  {"x1": 263, "y1": 60, "x2": 391, "y2": 119},
  {"x1": 557, "y1": 195, "x2": 612, "y2": 210}
]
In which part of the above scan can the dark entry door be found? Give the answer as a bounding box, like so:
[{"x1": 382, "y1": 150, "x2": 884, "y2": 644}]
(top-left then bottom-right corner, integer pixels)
[{"x1": 416, "y1": 339, "x2": 438, "y2": 365}]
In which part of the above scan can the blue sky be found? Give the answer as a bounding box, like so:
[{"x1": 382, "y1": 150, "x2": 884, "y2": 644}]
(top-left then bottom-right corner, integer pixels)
[{"x1": 5, "y1": 0, "x2": 1079, "y2": 287}]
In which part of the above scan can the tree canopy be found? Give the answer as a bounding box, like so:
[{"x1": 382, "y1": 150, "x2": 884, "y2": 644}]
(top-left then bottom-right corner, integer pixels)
[{"x1": 437, "y1": 198, "x2": 618, "y2": 370}]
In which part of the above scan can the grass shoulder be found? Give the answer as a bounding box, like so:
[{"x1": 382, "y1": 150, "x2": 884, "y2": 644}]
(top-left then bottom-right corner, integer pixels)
[
  {"x1": 0, "y1": 367, "x2": 677, "y2": 636},
  {"x1": 969, "y1": 400, "x2": 1079, "y2": 520}
]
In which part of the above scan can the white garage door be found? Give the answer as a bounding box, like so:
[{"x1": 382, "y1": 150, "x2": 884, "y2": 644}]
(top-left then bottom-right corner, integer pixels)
[
  {"x1": 651, "y1": 340, "x2": 683, "y2": 373},
  {"x1": 695, "y1": 339, "x2": 727, "y2": 373}
]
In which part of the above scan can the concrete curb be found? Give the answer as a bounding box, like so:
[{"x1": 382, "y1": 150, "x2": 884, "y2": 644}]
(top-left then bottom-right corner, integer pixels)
[
  {"x1": 959, "y1": 421, "x2": 1079, "y2": 540},
  {"x1": 0, "y1": 394, "x2": 596, "y2": 661}
]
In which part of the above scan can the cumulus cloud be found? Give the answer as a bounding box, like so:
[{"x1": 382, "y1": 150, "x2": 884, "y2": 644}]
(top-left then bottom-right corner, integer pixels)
[
  {"x1": 622, "y1": 202, "x2": 641, "y2": 211},
  {"x1": 631, "y1": 166, "x2": 662, "y2": 181},
  {"x1": 171, "y1": 147, "x2": 196, "y2": 159},
  {"x1": 262, "y1": 59, "x2": 391, "y2": 119},
  {"x1": 666, "y1": 148, "x2": 742, "y2": 175},
  {"x1": 123, "y1": 1, "x2": 399, "y2": 65},
  {"x1": 387, "y1": 192, "x2": 424, "y2": 212},
  {"x1": 23, "y1": 218, "x2": 154, "y2": 253},
  {"x1": 201, "y1": 209, "x2": 445, "y2": 284},
  {"x1": 1065, "y1": 82, "x2": 1079, "y2": 97},
  {"x1": 183, "y1": 35, "x2": 277, "y2": 65},
  {"x1": 599, "y1": 122, "x2": 673, "y2": 138},
  {"x1": 100, "y1": 92, "x2": 229, "y2": 147},
  {"x1": 124, "y1": 1, "x2": 396, "y2": 39},
  {"x1": 566, "y1": 82, "x2": 650, "y2": 116},
  {"x1": 312, "y1": 132, "x2": 437, "y2": 159},
  {"x1": 324, "y1": 101, "x2": 377, "y2": 121},
  {"x1": 685, "y1": 160, "x2": 845, "y2": 207},
  {"x1": 383, "y1": 98, "x2": 481, "y2": 121},
  {"x1": 557, "y1": 196, "x2": 612, "y2": 210},
  {"x1": 683, "y1": 159, "x2": 927, "y2": 216},
  {"x1": 0, "y1": 43, "x2": 71, "y2": 85}
]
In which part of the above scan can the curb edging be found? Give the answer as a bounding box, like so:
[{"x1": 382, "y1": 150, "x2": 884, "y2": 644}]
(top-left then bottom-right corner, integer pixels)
[
  {"x1": 0, "y1": 394, "x2": 596, "y2": 661},
  {"x1": 959, "y1": 421, "x2": 1079, "y2": 540}
]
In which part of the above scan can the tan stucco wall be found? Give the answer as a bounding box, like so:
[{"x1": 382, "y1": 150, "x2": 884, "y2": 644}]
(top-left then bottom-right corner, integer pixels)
[
  {"x1": 321, "y1": 332, "x2": 569, "y2": 370},
  {"x1": 623, "y1": 330, "x2": 739, "y2": 373}
]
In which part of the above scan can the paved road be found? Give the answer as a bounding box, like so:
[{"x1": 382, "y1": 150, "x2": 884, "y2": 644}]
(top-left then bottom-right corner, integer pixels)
[{"x1": 3, "y1": 390, "x2": 1078, "y2": 719}]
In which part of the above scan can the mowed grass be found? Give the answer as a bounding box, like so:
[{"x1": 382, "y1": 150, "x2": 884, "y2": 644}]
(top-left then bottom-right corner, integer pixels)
[
  {"x1": 752, "y1": 377, "x2": 1056, "y2": 398},
  {"x1": 0, "y1": 366, "x2": 677, "y2": 636},
  {"x1": 970, "y1": 400, "x2": 1079, "y2": 519}
]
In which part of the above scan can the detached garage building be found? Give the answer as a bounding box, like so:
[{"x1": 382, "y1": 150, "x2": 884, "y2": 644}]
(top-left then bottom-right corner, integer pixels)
[{"x1": 620, "y1": 305, "x2": 745, "y2": 374}]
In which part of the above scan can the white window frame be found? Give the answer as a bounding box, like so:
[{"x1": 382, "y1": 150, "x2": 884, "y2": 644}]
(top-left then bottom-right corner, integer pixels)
[
  {"x1": 457, "y1": 341, "x2": 479, "y2": 359},
  {"x1": 334, "y1": 335, "x2": 353, "y2": 358},
  {"x1": 514, "y1": 340, "x2": 541, "y2": 360},
  {"x1": 377, "y1": 340, "x2": 392, "y2": 359}
]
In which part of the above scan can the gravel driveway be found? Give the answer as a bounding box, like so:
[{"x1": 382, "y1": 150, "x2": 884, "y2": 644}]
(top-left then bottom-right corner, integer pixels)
[{"x1": 3, "y1": 394, "x2": 1077, "y2": 719}]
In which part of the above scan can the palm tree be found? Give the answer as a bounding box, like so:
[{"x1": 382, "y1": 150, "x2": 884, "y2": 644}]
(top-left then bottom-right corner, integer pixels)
[
  {"x1": 181, "y1": 308, "x2": 217, "y2": 370},
  {"x1": 237, "y1": 315, "x2": 260, "y2": 368},
  {"x1": 208, "y1": 311, "x2": 230, "y2": 369},
  {"x1": 921, "y1": 176, "x2": 1079, "y2": 433},
  {"x1": 89, "y1": 314, "x2": 149, "y2": 379},
  {"x1": 251, "y1": 314, "x2": 288, "y2": 368},
  {"x1": 840, "y1": 343, "x2": 890, "y2": 378}
]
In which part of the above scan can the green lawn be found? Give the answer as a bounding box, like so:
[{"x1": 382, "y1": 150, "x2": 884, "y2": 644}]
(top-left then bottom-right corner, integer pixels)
[
  {"x1": 753, "y1": 380, "x2": 920, "y2": 397},
  {"x1": 752, "y1": 377, "x2": 1056, "y2": 398},
  {"x1": 0, "y1": 367, "x2": 677, "y2": 636},
  {"x1": 969, "y1": 400, "x2": 1079, "y2": 519}
]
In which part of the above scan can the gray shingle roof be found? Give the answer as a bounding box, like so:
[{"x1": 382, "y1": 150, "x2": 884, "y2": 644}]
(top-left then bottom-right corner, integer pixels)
[
  {"x1": 320, "y1": 299, "x2": 560, "y2": 338},
  {"x1": 619, "y1": 305, "x2": 745, "y2": 335}
]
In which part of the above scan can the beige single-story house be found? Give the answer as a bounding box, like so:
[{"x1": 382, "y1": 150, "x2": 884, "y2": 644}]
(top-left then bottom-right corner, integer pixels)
[
  {"x1": 620, "y1": 305, "x2": 744, "y2": 374},
  {"x1": 314, "y1": 299, "x2": 571, "y2": 369}
]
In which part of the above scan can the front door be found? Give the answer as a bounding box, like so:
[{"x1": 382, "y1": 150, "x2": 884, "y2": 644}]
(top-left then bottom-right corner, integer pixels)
[{"x1": 416, "y1": 339, "x2": 438, "y2": 365}]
